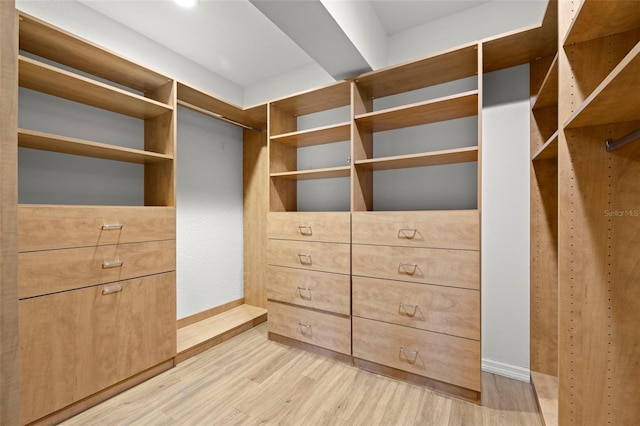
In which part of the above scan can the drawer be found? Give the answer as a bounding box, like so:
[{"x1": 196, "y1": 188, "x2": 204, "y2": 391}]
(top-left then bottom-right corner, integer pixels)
[
  {"x1": 18, "y1": 205, "x2": 176, "y2": 252},
  {"x1": 268, "y1": 212, "x2": 350, "y2": 243},
  {"x1": 352, "y1": 317, "x2": 480, "y2": 392},
  {"x1": 19, "y1": 239, "x2": 176, "y2": 299},
  {"x1": 267, "y1": 266, "x2": 350, "y2": 315},
  {"x1": 267, "y1": 301, "x2": 351, "y2": 355},
  {"x1": 267, "y1": 239, "x2": 350, "y2": 274},
  {"x1": 352, "y1": 277, "x2": 479, "y2": 340},
  {"x1": 352, "y1": 211, "x2": 479, "y2": 250},
  {"x1": 352, "y1": 244, "x2": 479, "y2": 290},
  {"x1": 20, "y1": 272, "x2": 176, "y2": 425}
]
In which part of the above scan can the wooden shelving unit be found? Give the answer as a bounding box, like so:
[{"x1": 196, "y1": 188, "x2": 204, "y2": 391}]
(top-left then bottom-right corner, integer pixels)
[
  {"x1": 532, "y1": 131, "x2": 558, "y2": 161},
  {"x1": 532, "y1": 54, "x2": 558, "y2": 111},
  {"x1": 355, "y1": 147, "x2": 478, "y2": 171},
  {"x1": 563, "y1": 0, "x2": 640, "y2": 46},
  {"x1": 270, "y1": 122, "x2": 350, "y2": 147},
  {"x1": 269, "y1": 166, "x2": 351, "y2": 180}
]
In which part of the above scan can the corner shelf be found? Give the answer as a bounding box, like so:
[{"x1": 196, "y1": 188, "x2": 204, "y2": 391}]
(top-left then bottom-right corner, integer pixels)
[
  {"x1": 532, "y1": 54, "x2": 558, "y2": 111},
  {"x1": 355, "y1": 147, "x2": 478, "y2": 171},
  {"x1": 270, "y1": 122, "x2": 350, "y2": 147},
  {"x1": 564, "y1": 41, "x2": 640, "y2": 128},
  {"x1": 18, "y1": 129, "x2": 173, "y2": 164},
  {"x1": 270, "y1": 166, "x2": 351, "y2": 180},
  {"x1": 19, "y1": 55, "x2": 173, "y2": 119},
  {"x1": 271, "y1": 81, "x2": 351, "y2": 116},
  {"x1": 564, "y1": 0, "x2": 640, "y2": 46},
  {"x1": 354, "y1": 91, "x2": 478, "y2": 133},
  {"x1": 532, "y1": 131, "x2": 558, "y2": 161}
]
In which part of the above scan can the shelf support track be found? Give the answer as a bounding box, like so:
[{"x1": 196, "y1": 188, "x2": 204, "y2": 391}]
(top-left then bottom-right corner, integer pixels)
[{"x1": 605, "y1": 128, "x2": 640, "y2": 153}]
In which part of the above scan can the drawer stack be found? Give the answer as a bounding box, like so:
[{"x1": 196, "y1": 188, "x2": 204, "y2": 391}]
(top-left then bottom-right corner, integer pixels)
[
  {"x1": 351, "y1": 211, "x2": 481, "y2": 401},
  {"x1": 18, "y1": 205, "x2": 177, "y2": 424},
  {"x1": 267, "y1": 212, "x2": 351, "y2": 356}
]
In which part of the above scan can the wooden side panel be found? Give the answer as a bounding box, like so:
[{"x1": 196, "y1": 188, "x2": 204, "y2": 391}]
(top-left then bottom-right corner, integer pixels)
[
  {"x1": 352, "y1": 210, "x2": 479, "y2": 250},
  {"x1": 267, "y1": 301, "x2": 351, "y2": 355},
  {"x1": 267, "y1": 240, "x2": 350, "y2": 275},
  {"x1": 268, "y1": 211, "x2": 351, "y2": 243},
  {"x1": 0, "y1": 1, "x2": 19, "y2": 424},
  {"x1": 20, "y1": 272, "x2": 176, "y2": 425},
  {"x1": 243, "y1": 128, "x2": 268, "y2": 308}
]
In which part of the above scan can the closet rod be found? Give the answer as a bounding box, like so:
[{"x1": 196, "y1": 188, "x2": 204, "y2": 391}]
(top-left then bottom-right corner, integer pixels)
[
  {"x1": 606, "y1": 128, "x2": 640, "y2": 152},
  {"x1": 177, "y1": 99, "x2": 259, "y2": 131}
]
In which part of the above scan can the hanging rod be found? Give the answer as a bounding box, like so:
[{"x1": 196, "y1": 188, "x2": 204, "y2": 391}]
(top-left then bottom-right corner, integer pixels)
[
  {"x1": 176, "y1": 99, "x2": 259, "y2": 131},
  {"x1": 606, "y1": 128, "x2": 640, "y2": 152}
]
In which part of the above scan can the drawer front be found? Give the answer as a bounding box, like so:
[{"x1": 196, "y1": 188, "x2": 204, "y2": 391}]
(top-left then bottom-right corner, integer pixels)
[
  {"x1": 267, "y1": 239, "x2": 350, "y2": 274},
  {"x1": 20, "y1": 272, "x2": 176, "y2": 424},
  {"x1": 267, "y1": 266, "x2": 350, "y2": 315},
  {"x1": 352, "y1": 211, "x2": 479, "y2": 250},
  {"x1": 352, "y1": 244, "x2": 479, "y2": 290},
  {"x1": 352, "y1": 317, "x2": 480, "y2": 392},
  {"x1": 268, "y1": 301, "x2": 351, "y2": 355},
  {"x1": 268, "y1": 212, "x2": 351, "y2": 243},
  {"x1": 19, "y1": 205, "x2": 176, "y2": 252},
  {"x1": 352, "y1": 277, "x2": 479, "y2": 340},
  {"x1": 19, "y1": 240, "x2": 176, "y2": 299}
]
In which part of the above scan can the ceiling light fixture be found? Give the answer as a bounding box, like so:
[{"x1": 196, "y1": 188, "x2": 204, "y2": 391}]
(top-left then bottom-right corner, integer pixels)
[{"x1": 175, "y1": 0, "x2": 198, "y2": 8}]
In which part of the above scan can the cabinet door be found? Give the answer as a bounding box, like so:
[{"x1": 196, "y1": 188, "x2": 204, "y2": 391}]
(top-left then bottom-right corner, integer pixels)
[{"x1": 20, "y1": 272, "x2": 176, "y2": 424}]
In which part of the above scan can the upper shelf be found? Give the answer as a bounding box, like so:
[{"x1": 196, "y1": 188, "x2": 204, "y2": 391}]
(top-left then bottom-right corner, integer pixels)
[
  {"x1": 355, "y1": 147, "x2": 478, "y2": 171},
  {"x1": 564, "y1": 0, "x2": 640, "y2": 46},
  {"x1": 532, "y1": 131, "x2": 559, "y2": 161},
  {"x1": 533, "y1": 54, "x2": 558, "y2": 111},
  {"x1": 565, "y1": 41, "x2": 640, "y2": 128},
  {"x1": 18, "y1": 11, "x2": 171, "y2": 93},
  {"x1": 355, "y1": 44, "x2": 478, "y2": 100},
  {"x1": 19, "y1": 55, "x2": 173, "y2": 119},
  {"x1": 355, "y1": 91, "x2": 478, "y2": 133},
  {"x1": 270, "y1": 81, "x2": 351, "y2": 116},
  {"x1": 270, "y1": 166, "x2": 351, "y2": 180},
  {"x1": 270, "y1": 122, "x2": 350, "y2": 147},
  {"x1": 18, "y1": 129, "x2": 172, "y2": 164}
]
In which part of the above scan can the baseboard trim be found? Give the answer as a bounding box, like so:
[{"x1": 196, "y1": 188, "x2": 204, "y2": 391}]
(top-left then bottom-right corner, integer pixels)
[
  {"x1": 482, "y1": 358, "x2": 530, "y2": 383},
  {"x1": 177, "y1": 298, "x2": 244, "y2": 329}
]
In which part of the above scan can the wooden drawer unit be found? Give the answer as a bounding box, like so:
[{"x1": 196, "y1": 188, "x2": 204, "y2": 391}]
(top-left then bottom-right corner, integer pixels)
[
  {"x1": 19, "y1": 239, "x2": 176, "y2": 299},
  {"x1": 267, "y1": 239, "x2": 350, "y2": 274},
  {"x1": 20, "y1": 272, "x2": 177, "y2": 425},
  {"x1": 352, "y1": 211, "x2": 479, "y2": 250},
  {"x1": 352, "y1": 244, "x2": 479, "y2": 290},
  {"x1": 268, "y1": 212, "x2": 350, "y2": 243},
  {"x1": 267, "y1": 266, "x2": 350, "y2": 315},
  {"x1": 352, "y1": 317, "x2": 480, "y2": 392},
  {"x1": 18, "y1": 205, "x2": 176, "y2": 252},
  {"x1": 352, "y1": 277, "x2": 480, "y2": 340},
  {"x1": 267, "y1": 301, "x2": 351, "y2": 355}
]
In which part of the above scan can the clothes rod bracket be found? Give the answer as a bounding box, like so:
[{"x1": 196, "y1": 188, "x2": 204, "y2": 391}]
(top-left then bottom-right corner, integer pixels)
[{"x1": 606, "y1": 128, "x2": 640, "y2": 153}]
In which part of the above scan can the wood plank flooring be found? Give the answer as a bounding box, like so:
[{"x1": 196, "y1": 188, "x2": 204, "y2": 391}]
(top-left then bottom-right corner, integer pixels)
[{"x1": 62, "y1": 324, "x2": 541, "y2": 425}]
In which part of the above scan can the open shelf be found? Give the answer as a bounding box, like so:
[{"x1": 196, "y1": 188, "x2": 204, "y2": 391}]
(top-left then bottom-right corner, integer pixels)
[
  {"x1": 19, "y1": 56, "x2": 173, "y2": 119},
  {"x1": 18, "y1": 129, "x2": 172, "y2": 164},
  {"x1": 564, "y1": 41, "x2": 640, "y2": 128},
  {"x1": 533, "y1": 54, "x2": 558, "y2": 110},
  {"x1": 270, "y1": 166, "x2": 350, "y2": 180},
  {"x1": 270, "y1": 81, "x2": 351, "y2": 116},
  {"x1": 270, "y1": 122, "x2": 350, "y2": 147},
  {"x1": 18, "y1": 12, "x2": 170, "y2": 92},
  {"x1": 532, "y1": 131, "x2": 559, "y2": 161},
  {"x1": 564, "y1": 0, "x2": 640, "y2": 46},
  {"x1": 355, "y1": 147, "x2": 478, "y2": 171},
  {"x1": 355, "y1": 44, "x2": 478, "y2": 99},
  {"x1": 531, "y1": 371, "x2": 559, "y2": 426},
  {"x1": 355, "y1": 91, "x2": 478, "y2": 133}
]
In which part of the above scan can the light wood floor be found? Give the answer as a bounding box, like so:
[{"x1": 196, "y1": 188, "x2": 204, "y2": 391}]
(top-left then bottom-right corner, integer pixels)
[{"x1": 62, "y1": 324, "x2": 541, "y2": 425}]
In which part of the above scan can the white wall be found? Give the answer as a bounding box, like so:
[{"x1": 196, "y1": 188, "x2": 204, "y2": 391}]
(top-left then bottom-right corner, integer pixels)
[{"x1": 482, "y1": 64, "x2": 531, "y2": 380}]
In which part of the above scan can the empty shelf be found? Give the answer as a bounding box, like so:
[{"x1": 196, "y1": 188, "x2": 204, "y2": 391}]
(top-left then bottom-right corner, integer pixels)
[
  {"x1": 355, "y1": 147, "x2": 478, "y2": 171},
  {"x1": 270, "y1": 166, "x2": 351, "y2": 180},
  {"x1": 270, "y1": 122, "x2": 351, "y2": 147},
  {"x1": 532, "y1": 131, "x2": 559, "y2": 161},
  {"x1": 533, "y1": 54, "x2": 559, "y2": 110},
  {"x1": 270, "y1": 81, "x2": 351, "y2": 116},
  {"x1": 564, "y1": 0, "x2": 640, "y2": 46},
  {"x1": 531, "y1": 371, "x2": 559, "y2": 426}
]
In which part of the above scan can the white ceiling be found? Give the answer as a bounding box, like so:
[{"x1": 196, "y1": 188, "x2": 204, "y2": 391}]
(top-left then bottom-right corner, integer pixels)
[{"x1": 77, "y1": 0, "x2": 497, "y2": 88}]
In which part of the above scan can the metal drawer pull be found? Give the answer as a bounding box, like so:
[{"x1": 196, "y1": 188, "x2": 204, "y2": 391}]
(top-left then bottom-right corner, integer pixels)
[
  {"x1": 298, "y1": 225, "x2": 312, "y2": 235},
  {"x1": 102, "y1": 285, "x2": 124, "y2": 295},
  {"x1": 398, "y1": 228, "x2": 417, "y2": 239},
  {"x1": 102, "y1": 223, "x2": 123, "y2": 230},
  {"x1": 297, "y1": 254, "x2": 312, "y2": 264},
  {"x1": 297, "y1": 287, "x2": 312, "y2": 299},
  {"x1": 399, "y1": 303, "x2": 419, "y2": 317},
  {"x1": 400, "y1": 347, "x2": 419, "y2": 364},
  {"x1": 398, "y1": 263, "x2": 418, "y2": 275},
  {"x1": 102, "y1": 260, "x2": 124, "y2": 269},
  {"x1": 299, "y1": 322, "x2": 312, "y2": 335}
]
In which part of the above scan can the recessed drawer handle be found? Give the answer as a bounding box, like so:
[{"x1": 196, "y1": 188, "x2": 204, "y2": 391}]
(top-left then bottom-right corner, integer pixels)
[
  {"x1": 102, "y1": 285, "x2": 124, "y2": 295},
  {"x1": 102, "y1": 223, "x2": 123, "y2": 230},
  {"x1": 297, "y1": 225, "x2": 312, "y2": 235},
  {"x1": 297, "y1": 287, "x2": 312, "y2": 299},
  {"x1": 400, "y1": 347, "x2": 419, "y2": 364},
  {"x1": 398, "y1": 263, "x2": 418, "y2": 275},
  {"x1": 297, "y1": 254, "x2": 312, "y2": 265},
  {"x1": 102, "y1": 259, "x2": 124, "y2": 269},
  {"x1": 399, "y1": 303, "x2": 419, "y2": 317},
  {"x1": 398, "y1": 228, "x2": 417, "y2": 239}
]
